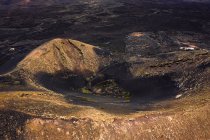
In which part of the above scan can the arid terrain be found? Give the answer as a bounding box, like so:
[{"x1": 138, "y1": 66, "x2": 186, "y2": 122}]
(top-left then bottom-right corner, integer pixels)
[{"x1": 0, "y1": 0, "x2": 210, "y2": 139}]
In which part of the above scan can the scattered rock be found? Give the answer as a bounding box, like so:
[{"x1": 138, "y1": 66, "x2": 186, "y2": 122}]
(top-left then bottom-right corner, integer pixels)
[
  {"x1": 179, "y1": 47, "x2": 195, "y2": 51},
  {"x1": 9, "y1": 48, "x2": 15, "y2": 52},
  {"x1": 175, "y1": 94, "x2": 182, "y2": 99}
]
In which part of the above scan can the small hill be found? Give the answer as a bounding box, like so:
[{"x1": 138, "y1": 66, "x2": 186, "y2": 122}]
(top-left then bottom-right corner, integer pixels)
[{"x1": 14, "y1": 38, "x2": 107, "y2": 84}]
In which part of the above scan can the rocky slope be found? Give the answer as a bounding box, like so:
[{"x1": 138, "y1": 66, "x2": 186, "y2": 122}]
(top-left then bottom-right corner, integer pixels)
[
  {"x1": 0, "y1": 34, "x2": 209, "y2": 139},
  {"x1": 0, "y1": 89, "x2": 209, "y2": 140},
  {"x1": 124, "y1": 32, "x2": 210, "y2": 94}
]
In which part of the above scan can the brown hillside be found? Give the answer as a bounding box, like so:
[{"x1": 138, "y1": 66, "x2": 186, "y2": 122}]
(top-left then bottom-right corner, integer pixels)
[{"x1": 16, "y1": 38, "x2": 103, "y2": 78}]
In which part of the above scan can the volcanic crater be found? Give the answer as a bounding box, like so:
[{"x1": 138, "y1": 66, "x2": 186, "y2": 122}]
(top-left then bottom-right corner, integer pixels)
[{"x1": 0, "y1": 0, "x2": 210, "y2": 139}]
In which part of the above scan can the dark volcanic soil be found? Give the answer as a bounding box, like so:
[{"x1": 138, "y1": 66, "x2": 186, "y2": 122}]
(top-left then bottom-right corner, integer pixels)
[{"x1": 1, "y1": 0, "x2": 210, "y2": 73}]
